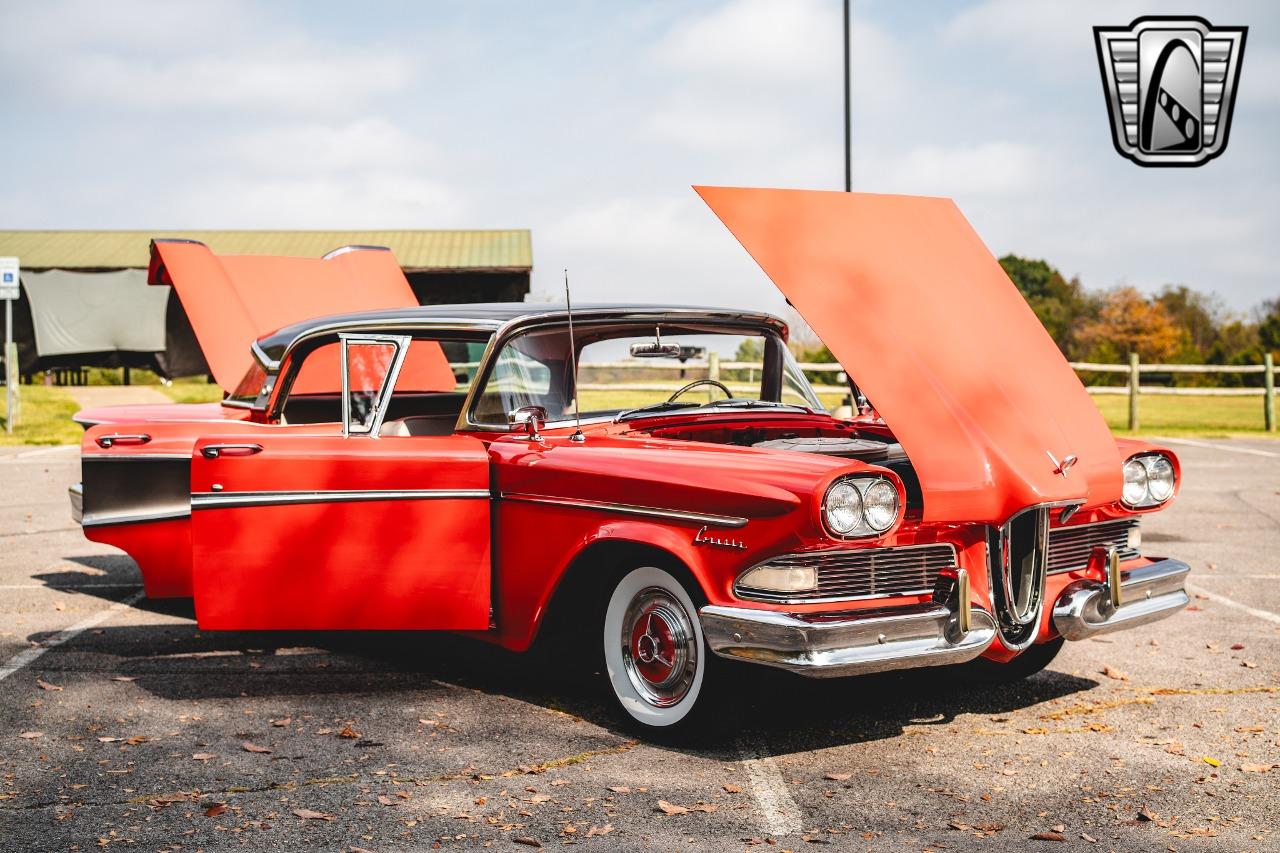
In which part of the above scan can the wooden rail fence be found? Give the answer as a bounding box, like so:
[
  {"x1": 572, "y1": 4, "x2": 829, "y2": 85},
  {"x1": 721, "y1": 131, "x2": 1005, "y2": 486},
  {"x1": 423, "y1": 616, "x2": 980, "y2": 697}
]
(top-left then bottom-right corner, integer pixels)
[{"x1": 580, "y1": 351, "x2": 1278, "y2": 432}]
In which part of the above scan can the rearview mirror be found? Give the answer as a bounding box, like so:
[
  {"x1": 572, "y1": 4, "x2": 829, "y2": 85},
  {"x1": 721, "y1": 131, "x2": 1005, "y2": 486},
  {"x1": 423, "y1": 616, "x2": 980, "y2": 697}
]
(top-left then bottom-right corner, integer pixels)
[{"x1": 629, "y1": 341, "x2": 684, "y2": 359}]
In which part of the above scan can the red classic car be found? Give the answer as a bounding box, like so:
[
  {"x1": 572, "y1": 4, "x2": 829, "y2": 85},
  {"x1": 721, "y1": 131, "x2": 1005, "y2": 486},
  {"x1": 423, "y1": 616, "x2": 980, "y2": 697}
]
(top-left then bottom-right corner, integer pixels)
[{"x1": 69, "y1": 187, "x2": 1189, "y2": 731}]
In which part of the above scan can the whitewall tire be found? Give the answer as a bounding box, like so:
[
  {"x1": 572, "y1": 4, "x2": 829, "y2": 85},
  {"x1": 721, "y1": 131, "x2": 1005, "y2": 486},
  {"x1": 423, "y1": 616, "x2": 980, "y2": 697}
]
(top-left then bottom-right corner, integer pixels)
[{"x1": 603, "y1": 566, "x2": 708, "y2": 729}]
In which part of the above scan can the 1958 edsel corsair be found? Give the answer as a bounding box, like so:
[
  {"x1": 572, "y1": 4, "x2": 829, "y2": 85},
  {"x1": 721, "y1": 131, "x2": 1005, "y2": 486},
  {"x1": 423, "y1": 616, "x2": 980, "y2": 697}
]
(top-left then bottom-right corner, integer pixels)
[{"x1": 69, "y1": 187, "x2": 1189, "y2": 730}]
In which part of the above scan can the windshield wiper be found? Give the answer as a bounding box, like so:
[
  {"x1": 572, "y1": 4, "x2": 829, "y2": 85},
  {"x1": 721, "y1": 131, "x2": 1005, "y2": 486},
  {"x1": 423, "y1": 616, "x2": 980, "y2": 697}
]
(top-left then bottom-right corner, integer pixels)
[
  {"x1": 614, "y1": 400, "x2": 702, "y2": 421},
  {"x1": 706, "y1": 399, "x2": 812, "y2": 413}
]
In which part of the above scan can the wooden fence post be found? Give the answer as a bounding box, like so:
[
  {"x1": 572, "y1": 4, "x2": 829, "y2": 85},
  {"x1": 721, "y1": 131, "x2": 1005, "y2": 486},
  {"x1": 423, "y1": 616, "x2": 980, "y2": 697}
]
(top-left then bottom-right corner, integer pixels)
[
  {"x1": 1265, "y1": 352, "x2": 1276, "y2": 433},
  {"x1": 1128, "y1": 352, "x2": 1140, "y2": 431},
  {"x1": 707, "y1": 351, "x2": 720, "y2": 383}
]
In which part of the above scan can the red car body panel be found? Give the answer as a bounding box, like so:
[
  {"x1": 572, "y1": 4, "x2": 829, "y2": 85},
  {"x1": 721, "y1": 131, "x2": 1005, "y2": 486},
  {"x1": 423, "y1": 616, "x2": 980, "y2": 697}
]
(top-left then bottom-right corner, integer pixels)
[
  {"x1": 695, "y1": 186, "x2": 1124, "y2": 525},
  {"x1": 188, "y1": 429, "x2": 491, "y2": 630}
]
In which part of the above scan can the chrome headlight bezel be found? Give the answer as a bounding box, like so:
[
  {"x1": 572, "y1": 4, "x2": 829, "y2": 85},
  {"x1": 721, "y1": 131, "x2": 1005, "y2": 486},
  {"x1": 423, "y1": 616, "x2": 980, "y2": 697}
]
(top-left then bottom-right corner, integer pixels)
[
  {"x1": 822, "y1": 475, "x2": 901, "y2": 539},
  {"x1": 1121, "y1": 452, "x2": 1177, "y2": 508}
]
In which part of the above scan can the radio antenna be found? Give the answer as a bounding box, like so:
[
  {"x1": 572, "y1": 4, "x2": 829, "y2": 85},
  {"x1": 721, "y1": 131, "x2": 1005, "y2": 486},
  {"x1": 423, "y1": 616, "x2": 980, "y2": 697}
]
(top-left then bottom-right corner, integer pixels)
[{"x1": 564, "y1": 269, "x2": 586, "y2": 443}]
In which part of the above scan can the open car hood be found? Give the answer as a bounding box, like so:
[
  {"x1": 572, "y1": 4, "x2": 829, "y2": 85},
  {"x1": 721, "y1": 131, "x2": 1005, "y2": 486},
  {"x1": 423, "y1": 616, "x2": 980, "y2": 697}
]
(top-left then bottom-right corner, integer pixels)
[
  {"x1": 148, "y1": 241, "x2": 424, "y2": 393},
  {"x1": 696, "y1": 186, "x2": 1122, "y2": 524}
]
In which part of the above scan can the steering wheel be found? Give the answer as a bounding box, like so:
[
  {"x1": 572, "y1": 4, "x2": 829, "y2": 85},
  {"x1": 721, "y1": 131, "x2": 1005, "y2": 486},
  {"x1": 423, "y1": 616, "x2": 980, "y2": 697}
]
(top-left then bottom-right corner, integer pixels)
[{"x1": 667, "y1": 378, "x2": 734, "y2": 403}]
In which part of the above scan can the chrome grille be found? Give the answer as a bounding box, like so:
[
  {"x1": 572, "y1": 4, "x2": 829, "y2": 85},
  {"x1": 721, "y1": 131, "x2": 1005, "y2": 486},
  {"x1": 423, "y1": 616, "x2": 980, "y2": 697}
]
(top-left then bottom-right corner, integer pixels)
[
  {"x1": 736, "y1": 543, "x2": 956, "y2": 603},
  {"x1": 1046, "y1": 519, "x2": 1140, "y2": 574}
]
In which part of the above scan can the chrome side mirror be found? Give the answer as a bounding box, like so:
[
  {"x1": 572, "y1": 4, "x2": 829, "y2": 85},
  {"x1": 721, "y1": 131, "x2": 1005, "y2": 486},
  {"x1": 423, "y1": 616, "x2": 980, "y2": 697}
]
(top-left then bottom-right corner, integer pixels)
[{"x1": 509, "y1": 405, "x2": 549, "y2": 440}]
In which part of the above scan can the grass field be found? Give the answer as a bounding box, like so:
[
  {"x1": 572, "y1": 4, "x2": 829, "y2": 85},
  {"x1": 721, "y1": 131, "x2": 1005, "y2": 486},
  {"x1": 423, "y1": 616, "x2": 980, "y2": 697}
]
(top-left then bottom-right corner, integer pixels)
[
  {"x1": 1, "y1": 384, "x2": 1274, "y2": 445},
  {"x1": 0, "y1": 386, "x2": 84, "y2": 446}
]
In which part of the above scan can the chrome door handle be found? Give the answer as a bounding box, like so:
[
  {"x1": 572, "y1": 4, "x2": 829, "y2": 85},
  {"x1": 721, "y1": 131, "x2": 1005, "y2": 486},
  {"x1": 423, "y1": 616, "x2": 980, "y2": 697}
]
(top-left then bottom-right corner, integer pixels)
[
  {"x1": 201, "y1": 443, "x2": 264, "y2": 459},
  {"x1": 96, "y1": 433, "x2": 151, "y2": 448}
]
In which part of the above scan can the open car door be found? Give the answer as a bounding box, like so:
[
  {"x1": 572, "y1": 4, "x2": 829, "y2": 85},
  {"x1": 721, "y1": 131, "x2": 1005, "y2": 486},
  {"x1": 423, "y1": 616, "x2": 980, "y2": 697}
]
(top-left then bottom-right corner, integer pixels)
[{"x1": 187, "y1": 335, "x2": 492, "y2": 630}]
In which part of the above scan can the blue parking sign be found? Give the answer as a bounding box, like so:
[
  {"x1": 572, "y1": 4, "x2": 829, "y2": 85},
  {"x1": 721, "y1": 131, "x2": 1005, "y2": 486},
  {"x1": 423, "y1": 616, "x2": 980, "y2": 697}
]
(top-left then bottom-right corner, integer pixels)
[{"x1": 2, "y1": 273, "x2": 11, "y2": 282}]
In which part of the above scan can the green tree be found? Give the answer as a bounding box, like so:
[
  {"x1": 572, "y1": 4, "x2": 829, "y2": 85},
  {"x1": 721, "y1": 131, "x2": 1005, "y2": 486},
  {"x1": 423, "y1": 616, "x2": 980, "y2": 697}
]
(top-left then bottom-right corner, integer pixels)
[{"x1": 998, "y1": 255, "x2": 1089, "y2": 354}]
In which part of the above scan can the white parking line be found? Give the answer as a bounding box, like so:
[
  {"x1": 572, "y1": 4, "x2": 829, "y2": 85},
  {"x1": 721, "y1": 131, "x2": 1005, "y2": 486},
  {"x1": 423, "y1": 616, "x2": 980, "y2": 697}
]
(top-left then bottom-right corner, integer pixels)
[
  {"x1": 1157, "y1": 437, "x2": 1280, "y2": 459},
  {"x1": 737, "y1": 737, "x2": 803, "y2": 838},
  {"x1": 0, "y1": 591, "x2": 142, "y2": 683},
  {"x1": 1188, "y1": 583, "x2": 1280, "y2": 626}
]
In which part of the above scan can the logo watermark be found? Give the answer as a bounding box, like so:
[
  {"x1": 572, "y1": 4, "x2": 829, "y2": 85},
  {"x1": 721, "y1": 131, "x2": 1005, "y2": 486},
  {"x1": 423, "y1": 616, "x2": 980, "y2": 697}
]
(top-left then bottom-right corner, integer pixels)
[{"x1": 1094, "y1": 16, "x2": 1247, "y2": 167}]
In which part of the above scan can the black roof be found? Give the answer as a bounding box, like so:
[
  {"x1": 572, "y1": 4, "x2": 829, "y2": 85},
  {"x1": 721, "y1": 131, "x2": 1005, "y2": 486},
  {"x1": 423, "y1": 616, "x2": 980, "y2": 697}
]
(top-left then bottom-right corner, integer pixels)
[{"x1": 255, "y1": 302, "x2": 786, "y2": 363}]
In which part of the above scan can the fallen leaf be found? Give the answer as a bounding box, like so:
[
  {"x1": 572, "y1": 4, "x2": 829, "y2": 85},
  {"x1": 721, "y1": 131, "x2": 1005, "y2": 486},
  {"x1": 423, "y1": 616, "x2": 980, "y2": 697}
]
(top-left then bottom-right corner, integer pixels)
[
  {"x1": 191, "y1": 753, "x2": 214, "y2": 761},
  {"x1": 1102, "y1": 665, "x2": 1128, "y2": 681},
  {"x1": 1137, "y1": 807, "x2": 1157, "y2": 821},
  {"x1": 512, "y1": 838, "x2": 542, "y2": 848},
  {"x1": 1241, "y1": 660, "x2": 1257, "y2": 668},
  {"x1": 973, "y1": 823, "x2": 1006, "y2": 833},
  {"x1": 36, "y1": 677, "x2": 63, "y2": 691},
  {"x1": 242, "y1": 741, "x2": 272, "y2": 754},
  {"x1": 291, "y1": 808, "x2": 334, "y2": 821},
  {"x1": 689, "y1": 803, "x2": 717, "y2": 813},
  {"x1": 1236, "y1": 725, "x2": 1265, "y2": 733},
  {"x1": 377, "y1": 795, "x2": 394, "y2": 806},
  {"x1": 111, "y1": 676, "x2": 135, "y2": 682},
  {"x1": 1202, "y1": 756, "x2": 1221, "y2": 768},
  {"x1": 1240, "y1": 763, "x2": 1272, "y2": 773},
  {"x1": 723, "y1": 784, "x2": 742, "y2": 793},
  {"x1": 824, "y1": 772, "x2": 852, "y2": 781},
  {"x1": 586, "y1": 823, "x2": 613, "y2": 837},
  {"x1": 97, "y1": 736, "x2": 121, "y2": 743},
  {"x1": 204, "y1": 804, "x2": 227, "y2": 817},
  {"x1": 1022, "y1": 727, "x2": 1049, "y2": 735},
  {"x1": 656, "y1": 800, "x2": 688, "y2": 815},
  {"x1": 948, "y1": 820, "x2": 971, "y2": 831},
  {"x1": 1031, "y1": 832, "x2": 1065, "y2": 841},
  {"x1": 271, "y1": 717, "x2": 292, "y2": 727},
  {"x1": 607, "y1": 786, "x2": 631, "y2": 794},
  {"x1": 19, "y1": 732, "x2": 43, "y2": 739},
  {"x1": 1231, "y1": 643, "x2": 1245, "y2": 650},
  {"x1": 338, "y1": 725, "x2": 361, "y2": 739},
  {"x1": 1081, "y1": 831, "x2": 1097, "y2": 843},
  {"x1": 124, "y1": 735, "x2": 148, "y2": 745},
  {"x1": 1051, "y1": 824, "x2": 1065, "y2": 833}
]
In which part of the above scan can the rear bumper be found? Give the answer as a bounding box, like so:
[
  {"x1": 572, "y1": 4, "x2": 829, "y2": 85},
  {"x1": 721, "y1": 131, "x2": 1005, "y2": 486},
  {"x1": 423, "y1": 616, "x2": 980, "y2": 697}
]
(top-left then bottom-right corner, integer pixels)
[
  {"x1": 700, "y1": 600, "x2": 997, "y2": 678},
  {"x1": 69, "y1": 482, "x2": 83, "y2": 524},
  {"x1": 1052, "y1": 557, "x2": 1190, "y2": 641}
]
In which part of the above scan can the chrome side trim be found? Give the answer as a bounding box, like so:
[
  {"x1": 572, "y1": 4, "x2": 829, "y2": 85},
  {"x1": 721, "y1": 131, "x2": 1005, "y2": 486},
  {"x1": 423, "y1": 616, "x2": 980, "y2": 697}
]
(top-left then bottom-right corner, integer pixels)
[
  {"x1": 191, "y1": 488, "x2": 490, "y2": 510},
  {"x1": 81, "y1": 453, "x2": 192, "y2": 462},
  {"x1": 82, "y1": 508, "x2": 191, "y2": 528},
  {"x1": 1052, "y1": 557, "x2": 1190, "y2": 641},
  {"x1": 500, "y1": 492, "x2": 748, "y2": 529},
  {"x1": 700, "y1": 602, "x2": 996, "y2": 678}
]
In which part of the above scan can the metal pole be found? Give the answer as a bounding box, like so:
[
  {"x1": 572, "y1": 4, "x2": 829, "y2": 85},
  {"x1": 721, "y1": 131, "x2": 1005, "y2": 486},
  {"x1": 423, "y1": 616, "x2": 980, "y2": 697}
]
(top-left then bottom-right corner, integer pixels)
[
  {"x1": 4, "y1": 298, "x2": 12, "y2": 434},
  {"x1": 1264, "y1": 352, "x2": 1276, "y2": 433},
  {"x1": 1128, "y1": 352, "x2": 1140, "y2": 432},
  {"x1": 843, "y1": 0, "x2": 851, "y2": 192}
]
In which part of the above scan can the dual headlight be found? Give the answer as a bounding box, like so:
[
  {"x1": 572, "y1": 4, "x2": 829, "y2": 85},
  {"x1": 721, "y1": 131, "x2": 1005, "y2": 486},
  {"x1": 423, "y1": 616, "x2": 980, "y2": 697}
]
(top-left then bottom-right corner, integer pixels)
[
  {"x1": 823, "y1": 476, "x2": 900, "y2": 538},
  {"x1": 1122, "y1": 453, "x2": 1176, "y2": 508}
]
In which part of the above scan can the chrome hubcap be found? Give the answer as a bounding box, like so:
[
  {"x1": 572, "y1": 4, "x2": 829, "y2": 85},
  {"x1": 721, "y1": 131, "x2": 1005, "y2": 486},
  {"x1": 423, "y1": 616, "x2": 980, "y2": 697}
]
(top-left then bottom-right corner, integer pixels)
[{"x1": 621, "y1": 587, "x2": 697, "y2": 707}]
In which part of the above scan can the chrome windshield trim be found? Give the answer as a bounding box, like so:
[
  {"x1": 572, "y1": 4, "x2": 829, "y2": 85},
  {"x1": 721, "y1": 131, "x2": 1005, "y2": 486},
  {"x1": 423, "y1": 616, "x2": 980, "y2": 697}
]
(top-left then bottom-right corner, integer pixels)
[
  {"x1": 250, "y1": 339, "x2": 279, "y2": 372},
  {"x1": 191, "y1": 488, "x2": 490, "y2": 510},
  {"x1": 321, "y1": 244, "x2": 391, "y2": 260},
  {"x1": 500, "y1": 492, "x2": 748, "y2": 529}
]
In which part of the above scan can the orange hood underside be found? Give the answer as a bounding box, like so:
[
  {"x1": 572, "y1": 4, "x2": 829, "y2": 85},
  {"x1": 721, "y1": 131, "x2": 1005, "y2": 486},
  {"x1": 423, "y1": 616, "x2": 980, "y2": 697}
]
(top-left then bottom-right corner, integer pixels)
[
  {"x1": 148, "y1": 241, "x2": 449, "y2": 394},
  {"x1": 696, "y1": 186, "x2": 1122, "y2": 524}
]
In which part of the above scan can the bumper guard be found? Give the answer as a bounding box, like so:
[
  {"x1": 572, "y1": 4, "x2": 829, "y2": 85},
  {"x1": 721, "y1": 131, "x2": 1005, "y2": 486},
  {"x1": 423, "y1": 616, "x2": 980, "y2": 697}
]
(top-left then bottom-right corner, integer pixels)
[{"x1": 1052, "y1": 555, "x2": 1189, "y2": 641}]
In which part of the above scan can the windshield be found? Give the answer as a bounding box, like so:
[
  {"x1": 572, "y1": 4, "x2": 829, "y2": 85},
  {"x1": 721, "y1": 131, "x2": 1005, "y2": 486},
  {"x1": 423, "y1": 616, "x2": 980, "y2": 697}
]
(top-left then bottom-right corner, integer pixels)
[{"x1": 471, "y1": 323, "x2": 826, "y2": 426}]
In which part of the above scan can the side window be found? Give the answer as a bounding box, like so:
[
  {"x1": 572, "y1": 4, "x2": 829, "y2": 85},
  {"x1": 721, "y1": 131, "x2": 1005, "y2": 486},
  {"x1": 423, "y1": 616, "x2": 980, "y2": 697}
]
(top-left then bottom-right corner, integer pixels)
[
  {"x1": 341, "y1": 336, "x2": 406, "y2": 435},
  {"x1": 472, "y1": 334, "x2": 558, "y2": 425}
]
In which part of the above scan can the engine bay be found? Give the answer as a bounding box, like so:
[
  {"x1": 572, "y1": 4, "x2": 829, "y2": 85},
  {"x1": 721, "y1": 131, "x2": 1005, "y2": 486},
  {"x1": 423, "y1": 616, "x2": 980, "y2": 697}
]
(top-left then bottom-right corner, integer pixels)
[{"x1": 635, "y1": 418, "x2": 923, "y2": 509}]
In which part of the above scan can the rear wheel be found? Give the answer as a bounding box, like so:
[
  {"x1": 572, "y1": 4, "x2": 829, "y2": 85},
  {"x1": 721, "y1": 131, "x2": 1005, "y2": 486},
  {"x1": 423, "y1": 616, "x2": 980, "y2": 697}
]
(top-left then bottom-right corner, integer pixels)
[
  {"x1": 602, "y1": 565, "x2": 712, "y2": 731},
  {"x1": 961, "y1": 637, "x2": 1065, "y2": 683}
]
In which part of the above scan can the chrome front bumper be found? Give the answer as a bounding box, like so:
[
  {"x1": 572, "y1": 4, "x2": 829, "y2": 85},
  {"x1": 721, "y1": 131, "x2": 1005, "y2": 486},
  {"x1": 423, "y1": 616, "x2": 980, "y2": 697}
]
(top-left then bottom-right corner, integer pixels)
[
  {"x1": 1052, "y1": 557, "x2": 1190, "y2": 641},
  {"x1": 700, "y1": 600, "x2": 998, "y2": 679}
]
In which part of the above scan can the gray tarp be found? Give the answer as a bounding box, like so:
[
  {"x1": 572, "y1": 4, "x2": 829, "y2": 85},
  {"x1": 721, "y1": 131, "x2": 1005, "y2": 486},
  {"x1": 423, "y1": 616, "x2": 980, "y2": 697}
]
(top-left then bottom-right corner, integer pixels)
[{"x1": 23, "y1": 269, "x2": 168, "y2": 356}]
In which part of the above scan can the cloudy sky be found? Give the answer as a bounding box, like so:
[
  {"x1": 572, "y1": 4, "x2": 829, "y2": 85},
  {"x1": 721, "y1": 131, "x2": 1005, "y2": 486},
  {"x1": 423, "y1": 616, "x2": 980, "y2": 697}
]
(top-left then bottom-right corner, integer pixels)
[{"x1": 1, "y1": 0, "x2": 1276, "y2": 315}]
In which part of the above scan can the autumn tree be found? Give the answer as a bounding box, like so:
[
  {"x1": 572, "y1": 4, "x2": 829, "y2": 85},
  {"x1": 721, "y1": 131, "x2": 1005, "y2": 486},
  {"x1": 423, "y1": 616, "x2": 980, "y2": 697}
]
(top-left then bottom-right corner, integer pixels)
[
  {"x1": 998, "y1": 255, "x2": 1089, "y2": 354},
  {"x1": 1075, "y1": 286, "x2": 1183, "y2": 362}
]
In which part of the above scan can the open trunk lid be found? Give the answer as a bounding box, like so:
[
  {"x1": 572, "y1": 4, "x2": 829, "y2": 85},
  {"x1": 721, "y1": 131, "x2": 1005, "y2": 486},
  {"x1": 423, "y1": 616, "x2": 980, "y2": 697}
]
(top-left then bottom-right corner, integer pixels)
[
  {"x1": 696, "y1": 186, "x2": 1121, "y2": 524},
  {"x1": 148, "y1": 241, "x2": 421, "y2": 393}
]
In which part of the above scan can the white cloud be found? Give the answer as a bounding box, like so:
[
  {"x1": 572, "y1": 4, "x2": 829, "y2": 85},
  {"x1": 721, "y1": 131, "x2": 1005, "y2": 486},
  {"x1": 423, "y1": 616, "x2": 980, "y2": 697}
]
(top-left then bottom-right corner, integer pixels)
[{"x1": 866, "y1": 142, "x2": 1056, "y2": 196}]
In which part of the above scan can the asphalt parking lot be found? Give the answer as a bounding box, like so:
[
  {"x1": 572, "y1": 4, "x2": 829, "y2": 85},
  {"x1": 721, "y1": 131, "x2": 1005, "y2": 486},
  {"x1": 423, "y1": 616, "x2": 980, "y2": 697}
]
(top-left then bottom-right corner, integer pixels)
[{"x1": 1, "y1": 438, "x2": 1277, "y2": 852}]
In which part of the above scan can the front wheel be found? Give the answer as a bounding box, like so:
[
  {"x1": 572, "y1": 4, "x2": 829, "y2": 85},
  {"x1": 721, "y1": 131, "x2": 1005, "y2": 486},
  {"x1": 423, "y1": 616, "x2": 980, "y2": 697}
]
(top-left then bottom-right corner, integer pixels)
[{"x1": 602, "y1": 566, "x2": 712, "y2": 731}]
